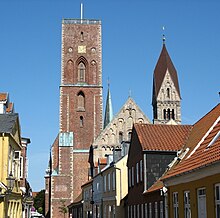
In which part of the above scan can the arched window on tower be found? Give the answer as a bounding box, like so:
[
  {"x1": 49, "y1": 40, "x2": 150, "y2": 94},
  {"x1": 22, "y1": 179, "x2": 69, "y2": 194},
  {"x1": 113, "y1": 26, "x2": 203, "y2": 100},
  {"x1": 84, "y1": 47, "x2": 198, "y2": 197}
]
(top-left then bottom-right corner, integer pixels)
[
  {"x1": 172, "y1": 109, "x2": 175, "y2": 120},
  {"x1": 167, "y1": 108, "x2": 171, "y2": 120},
  {"x1": 78, "y1": 62, "x2": 86, "y2": 82},
  {"x1": 77, "y1": 91, "x2": 85, "y2": 110},
  {"x1": 167, "y1": 88, "x2": 170, "y2": 98}
]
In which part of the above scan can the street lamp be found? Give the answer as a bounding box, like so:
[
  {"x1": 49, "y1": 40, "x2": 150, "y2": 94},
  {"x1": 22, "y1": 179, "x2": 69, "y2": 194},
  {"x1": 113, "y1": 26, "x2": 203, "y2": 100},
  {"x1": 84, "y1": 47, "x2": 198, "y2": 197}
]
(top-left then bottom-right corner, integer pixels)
[{"x1": 6, "y1": 172, "x2": 15, "y2": 193}]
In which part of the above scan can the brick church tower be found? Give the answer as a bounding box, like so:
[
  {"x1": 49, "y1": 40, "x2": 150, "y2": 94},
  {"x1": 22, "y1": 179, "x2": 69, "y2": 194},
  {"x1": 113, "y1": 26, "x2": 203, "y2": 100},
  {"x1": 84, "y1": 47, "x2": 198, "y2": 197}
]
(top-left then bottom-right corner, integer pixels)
[{"x1": 48, "y1": 18, "x2": 103, "y2": 218}]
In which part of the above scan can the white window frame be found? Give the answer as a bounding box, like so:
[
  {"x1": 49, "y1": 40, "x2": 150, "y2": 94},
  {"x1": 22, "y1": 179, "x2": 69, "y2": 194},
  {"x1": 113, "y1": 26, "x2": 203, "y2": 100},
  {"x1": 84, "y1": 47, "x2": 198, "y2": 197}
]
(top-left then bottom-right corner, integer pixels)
[
  {"x1": 136, "y1": 162, "x2": 139, "y2": 184},
  {"x1": 197, "y1": 187, "x2": 206, "y2": 218},
  {"x1": 145, "y1": 203, "x2": 148, "y2": 218},
  {"x1": 140, "y1": 159, "x2": 143, "y2": 182},
  {"x1": 215, "y1": 183, "x2": 220, "y2": 218},
  {"x1": 155, "y1": 202, "x2": 158, "y2": 218},
  {"x1": 19, "y1": 156, "x2": 23, "y2": 179},
  {"x1": 173, "y1": 192, "x2": 179, "y2": 218},
  {"x1": 129, "y1": 168, "x2": 131, "y2": 187},
  {"x1": 149, "y1": 202, "x2": 152, "y2": 218},
  {"x1": 104, "y1": 175, "x2": 107, "y2": 192},
  {"x1": 141, "y1": 204, "x2": 144, "y2": 218},
  {"x1": 160, "y1": 201, "x2": 163, "y2": 218},
  {"x1": 184, "y1": 191, "x2": 191, "y2": 218},
  {"x1": 108, "y1": 173, "x2": 111, "y2": 191},
  {"x1": 132, "y1": 167, "x2": 134, "y2": 186},
  {"x1": 112, "y1": 171, "x2": 116, "y2": 191}
]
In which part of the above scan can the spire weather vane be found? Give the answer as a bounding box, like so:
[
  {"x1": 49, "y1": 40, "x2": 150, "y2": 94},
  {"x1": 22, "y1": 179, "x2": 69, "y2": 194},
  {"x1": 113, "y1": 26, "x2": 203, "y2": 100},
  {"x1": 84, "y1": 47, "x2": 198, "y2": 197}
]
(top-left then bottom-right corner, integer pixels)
[{"x1": 162, "y1": 26, "x2": 166, "y2": 44}]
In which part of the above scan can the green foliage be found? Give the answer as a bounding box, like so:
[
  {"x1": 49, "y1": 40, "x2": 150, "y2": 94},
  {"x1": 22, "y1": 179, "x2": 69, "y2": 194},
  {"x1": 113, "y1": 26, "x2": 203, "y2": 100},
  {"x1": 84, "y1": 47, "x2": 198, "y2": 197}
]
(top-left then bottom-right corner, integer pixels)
[
  {"x1": 33, "y1": 189, "x2": 45, "y2": 215},
  {"x1": 58, "y1": 199, "x2": 68, "y2": 218}
]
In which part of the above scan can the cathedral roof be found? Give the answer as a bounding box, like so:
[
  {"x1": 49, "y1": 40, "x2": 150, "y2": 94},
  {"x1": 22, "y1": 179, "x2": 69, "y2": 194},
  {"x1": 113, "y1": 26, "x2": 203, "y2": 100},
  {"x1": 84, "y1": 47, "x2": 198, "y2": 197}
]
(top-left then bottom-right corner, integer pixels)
[{"x1": 153, "y1": 44, "x2": 181, "y2": 98}]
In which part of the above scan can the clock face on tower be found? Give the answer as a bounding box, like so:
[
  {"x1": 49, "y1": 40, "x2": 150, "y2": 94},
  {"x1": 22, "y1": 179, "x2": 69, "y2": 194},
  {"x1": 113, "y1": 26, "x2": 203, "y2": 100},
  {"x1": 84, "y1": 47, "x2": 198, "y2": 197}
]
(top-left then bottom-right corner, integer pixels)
[{"x1": 78, "y1": 45, "x2": 86, "y2": 53}]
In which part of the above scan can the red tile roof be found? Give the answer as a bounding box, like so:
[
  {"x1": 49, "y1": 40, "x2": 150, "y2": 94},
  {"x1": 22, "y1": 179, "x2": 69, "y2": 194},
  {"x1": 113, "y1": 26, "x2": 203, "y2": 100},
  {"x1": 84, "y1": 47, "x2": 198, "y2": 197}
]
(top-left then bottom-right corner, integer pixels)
[
  {"x1": 134, "y1": 123, "x2": 192, "y2": 151},
  {"x1": 153, "y1": 44, "x2": 181, "y2": 98},
  {"x1": 144, "y1": 179, "x2": 164, "y2": 194},
  {"x1": 163, "y1": 104, "x2": 220, "y2": 180}
]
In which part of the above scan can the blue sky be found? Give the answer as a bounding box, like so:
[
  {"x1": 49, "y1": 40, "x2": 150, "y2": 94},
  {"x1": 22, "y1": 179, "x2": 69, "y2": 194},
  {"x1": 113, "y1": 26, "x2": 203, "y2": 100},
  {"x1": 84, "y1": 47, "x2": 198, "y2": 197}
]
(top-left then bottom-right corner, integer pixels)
[{"x1": 0, "y1": 0, "x2": 219, "y2": 191}]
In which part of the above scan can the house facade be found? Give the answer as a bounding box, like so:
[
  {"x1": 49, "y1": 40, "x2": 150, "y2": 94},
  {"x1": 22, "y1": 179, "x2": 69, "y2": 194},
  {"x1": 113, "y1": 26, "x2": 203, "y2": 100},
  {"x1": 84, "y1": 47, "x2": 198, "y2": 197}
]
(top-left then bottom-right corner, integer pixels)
[
  {"x1": 126, "y1": 123, "x2": 192, "y2": 218},
  {"x1": 0, "y1": 114, "x2": 23, "y2": 218},
  {"x1": 162, "y1": 103, "x2": 220, "y2": 218}
]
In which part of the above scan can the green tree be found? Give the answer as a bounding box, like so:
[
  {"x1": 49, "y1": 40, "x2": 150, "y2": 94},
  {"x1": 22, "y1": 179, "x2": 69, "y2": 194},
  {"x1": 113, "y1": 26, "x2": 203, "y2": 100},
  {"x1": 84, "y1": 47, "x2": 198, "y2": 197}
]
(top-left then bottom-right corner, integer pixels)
[
  {"x1": 58, "y1": 199, "x2": 68, "y2": 218},
  {"x1": 33, "y1": 189, "x2": 45, "y2": 215}
]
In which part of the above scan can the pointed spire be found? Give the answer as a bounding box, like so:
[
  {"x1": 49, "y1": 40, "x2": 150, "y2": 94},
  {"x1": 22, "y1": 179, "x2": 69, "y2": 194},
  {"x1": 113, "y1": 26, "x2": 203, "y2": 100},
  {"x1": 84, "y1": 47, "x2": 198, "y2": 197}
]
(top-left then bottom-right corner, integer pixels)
[{"x1": 104, "y1": 81, "x2": 113, "y2": 129}]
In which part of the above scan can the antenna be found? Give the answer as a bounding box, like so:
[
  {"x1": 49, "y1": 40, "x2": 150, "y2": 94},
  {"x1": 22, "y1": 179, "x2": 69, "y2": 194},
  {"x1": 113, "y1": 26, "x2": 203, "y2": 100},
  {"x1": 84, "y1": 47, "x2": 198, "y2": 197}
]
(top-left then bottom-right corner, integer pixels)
[
  {"x1": 162, "y1": 26, "x2": 166, "y2": 44},
  {"x1": 80, "y1": 3, "x2": 83, "y2": 21}
]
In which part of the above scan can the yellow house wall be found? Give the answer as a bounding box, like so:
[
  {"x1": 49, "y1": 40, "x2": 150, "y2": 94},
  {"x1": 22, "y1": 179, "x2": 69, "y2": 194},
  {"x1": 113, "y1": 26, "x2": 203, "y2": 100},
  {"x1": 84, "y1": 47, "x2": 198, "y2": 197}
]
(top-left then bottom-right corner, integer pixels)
[
  {"x1": 0, "y1": 136, "x2": 9, "y2": 183},
  {"x1": 0, "y1": 134, "x2": 23, "y2": 218},
  {"x1": 168, "y1": 173, "x2": 220, "y2": 218}
]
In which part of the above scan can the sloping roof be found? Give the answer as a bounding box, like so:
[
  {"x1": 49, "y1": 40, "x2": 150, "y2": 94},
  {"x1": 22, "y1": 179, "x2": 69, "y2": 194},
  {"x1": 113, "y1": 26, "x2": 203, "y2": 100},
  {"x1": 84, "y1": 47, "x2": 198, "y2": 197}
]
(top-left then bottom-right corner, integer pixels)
[
  {"x1": 0, "y1": 93, "x2": 8, "y2": 101},
  {"x1": 163, "y1": 103, "x2": 220, "y2": 179},
  {"x1": 134, "y1": 123, "x2": 192, "y2": 151},
  {"x1": 153, "y1": 44, "x2": 180, "y2": 98},
  {"x1": 0, "y1": 113, "x2": 18, "y2": 133},
  {"x1": 144, "y1": 179, "x2": 164, "y2": 194}
]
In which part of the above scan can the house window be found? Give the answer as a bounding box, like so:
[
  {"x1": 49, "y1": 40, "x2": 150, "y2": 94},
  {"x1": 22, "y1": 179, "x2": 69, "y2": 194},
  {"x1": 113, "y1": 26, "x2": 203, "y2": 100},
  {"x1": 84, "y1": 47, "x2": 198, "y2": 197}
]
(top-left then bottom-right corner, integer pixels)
[
  {"x1": 173, "y1": 192, "x2": 179, "y2": 218},
  {"x1": 77, "y1": 91, "x2": 85, "y2": 110},
  {"x1": 145, "y1": 203, "x2": 148, "y2": 218},
  {"x1": 108, "y1": 173, "x2": 111, "y2": 191},
  {"x1": 155, "y1": 202, "x2": 158, "y2": 218},
  {"x1": 184, "y1": 191, "x2": 191, "y2": 218},
  {"x1": 104, "y1": 175, "x2": 107, "y2": 192},
  {"x1": 141, "y1": 204, "x2": 144, "y2": 218},
  {"x1": 197, "y1": 188, "x2": 206, "y2": 218},
  {"x1": 131, "y1": 167, "x2": 134, "y2": 186},
  {"x1": 215, "y1": 184, "x2": 220, "y2": 218},
  {"x1": 112, "y1": 171, "x2": 115, "y2": 191},
  {"x1": 137, "y1": 204, "x2": 139, "y2": 218},
  {"x1": 136, "y1": 162, "x2": 139, "y2": 184},
  {"x1": 128, "y1": 168, "x2": 131, "y2": 188},
  {"x1": 140, "y1": 160, "x2": 143, "y2": 182},
  {"x1": 134, "y1": 205, "x2": 136, "y2": 218},
  {"x1": 160, "y1": 201, "x2": 163, "y2": 218},
  {"x1": 149, "y1": 202, "x2": 152, "y2": 218},
  {"x1": 78, "y1": 62, "x2": 86, "y2": 82},
  {"x1": 128, "y1": 206, "x2": 130, "y2": 218},
  {"x1": 19, "y1": 157, "x2": 23, "y2": 179}
]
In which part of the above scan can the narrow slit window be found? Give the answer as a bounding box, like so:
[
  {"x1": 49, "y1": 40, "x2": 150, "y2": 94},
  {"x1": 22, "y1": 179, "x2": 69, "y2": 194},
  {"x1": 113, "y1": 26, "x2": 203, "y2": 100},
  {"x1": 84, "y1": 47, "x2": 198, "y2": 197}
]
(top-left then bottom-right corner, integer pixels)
[{"x1": 78, "y1": 62, "x2": 86, "y2": 82}]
